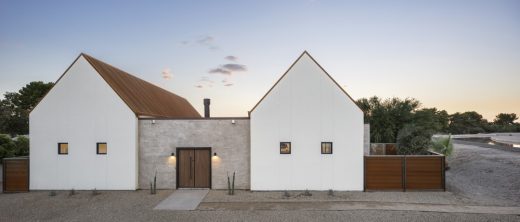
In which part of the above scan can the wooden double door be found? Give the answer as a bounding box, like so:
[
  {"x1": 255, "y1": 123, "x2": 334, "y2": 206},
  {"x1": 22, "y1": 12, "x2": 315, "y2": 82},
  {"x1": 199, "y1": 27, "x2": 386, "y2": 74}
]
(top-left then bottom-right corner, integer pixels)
[{"x1": 177, "y1": 148, "x2": 211, "y2": 188}]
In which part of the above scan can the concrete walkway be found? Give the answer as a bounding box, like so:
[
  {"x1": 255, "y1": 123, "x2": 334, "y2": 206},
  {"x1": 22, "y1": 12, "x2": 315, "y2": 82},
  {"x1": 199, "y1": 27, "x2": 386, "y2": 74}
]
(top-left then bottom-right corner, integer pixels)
[
  {"x1": 154, "y1": 189, "x2": 209, "y2": 210},
  {"x1": 198, "y1": 201, "x2": 520, "y2": 215}
]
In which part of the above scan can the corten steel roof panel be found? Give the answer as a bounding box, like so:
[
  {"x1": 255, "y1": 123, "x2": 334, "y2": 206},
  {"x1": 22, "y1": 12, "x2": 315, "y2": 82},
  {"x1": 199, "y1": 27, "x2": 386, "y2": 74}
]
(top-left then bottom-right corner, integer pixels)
[{"x1": 82, "y1": 54, "x2": 201, "y2": 118}]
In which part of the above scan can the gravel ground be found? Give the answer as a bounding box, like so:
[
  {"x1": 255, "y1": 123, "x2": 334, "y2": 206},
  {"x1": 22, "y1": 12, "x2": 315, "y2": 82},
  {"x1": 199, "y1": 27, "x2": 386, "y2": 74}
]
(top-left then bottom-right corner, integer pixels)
[
  {"x1": 0, "y1": 190, "x2": 518, "y2": 222},
  {"x1": 203, "y1": 190, "x2": 473, "y2": 205},
  {"x1": 446, "y1": 142, "x2": 520, "y2": 206}
]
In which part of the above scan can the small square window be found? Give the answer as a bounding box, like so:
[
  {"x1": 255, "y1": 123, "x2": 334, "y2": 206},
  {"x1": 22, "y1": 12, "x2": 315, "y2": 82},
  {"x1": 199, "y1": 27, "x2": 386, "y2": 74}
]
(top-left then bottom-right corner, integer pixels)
[
  {"x1": 321, "y1": 142, "x2": 333, "y2": 154},
  {"x1": 97, "y1": 143, "x2": 107, "y2": 155},
  {"x1": 58, "y1": 143, "x2": 68, "y2": 155},
  {"x1": 280, "y1": 142, "x2": 291, "y2": 154}
]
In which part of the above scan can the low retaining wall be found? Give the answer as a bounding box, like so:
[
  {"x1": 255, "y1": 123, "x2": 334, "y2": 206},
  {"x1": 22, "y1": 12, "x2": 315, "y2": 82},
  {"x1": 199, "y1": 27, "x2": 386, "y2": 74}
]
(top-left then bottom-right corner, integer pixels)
[
  {"x1": 453, "y1": 139, "x2": 520, "y2": 153},
  {"x1": 364, "y1": 153, "x2": 445, "y2": 191}
]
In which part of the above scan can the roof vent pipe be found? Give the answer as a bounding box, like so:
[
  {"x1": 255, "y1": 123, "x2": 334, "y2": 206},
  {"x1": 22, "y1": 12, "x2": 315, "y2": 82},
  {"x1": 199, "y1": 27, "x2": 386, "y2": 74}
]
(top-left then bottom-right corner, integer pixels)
[{"x1": 204, "y1": 98, "x2": 210, "y2": 118}]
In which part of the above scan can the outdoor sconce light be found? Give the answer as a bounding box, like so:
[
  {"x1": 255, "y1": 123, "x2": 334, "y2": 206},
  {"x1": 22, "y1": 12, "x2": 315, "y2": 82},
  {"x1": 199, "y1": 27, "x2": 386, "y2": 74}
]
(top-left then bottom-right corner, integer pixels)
[
  {"x1": 171, "y1": 152, "x2": 175, "y2": 157},
  {"x1": 213, "y1": 152, "x2": 217, "y2": 157}
]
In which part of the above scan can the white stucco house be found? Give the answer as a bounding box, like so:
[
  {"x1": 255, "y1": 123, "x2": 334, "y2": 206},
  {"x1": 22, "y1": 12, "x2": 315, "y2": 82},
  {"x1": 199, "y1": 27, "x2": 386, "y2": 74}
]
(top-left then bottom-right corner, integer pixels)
[
  {"x1": 250, "y1": 52, "x2": 364, "y2": 190},
  {"x1": 29, "y1": 51, "x2": 366, "y2": 191},
  {"x1": 29, "y1": 54, "x2": 200, "y2": 190}
]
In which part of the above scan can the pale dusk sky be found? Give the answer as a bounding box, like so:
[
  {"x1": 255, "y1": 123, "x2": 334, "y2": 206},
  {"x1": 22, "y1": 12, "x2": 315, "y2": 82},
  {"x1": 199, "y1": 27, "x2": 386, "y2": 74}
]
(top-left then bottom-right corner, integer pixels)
[{"x1": 1, "y1": 0, "x2": 519, "y2": 120}]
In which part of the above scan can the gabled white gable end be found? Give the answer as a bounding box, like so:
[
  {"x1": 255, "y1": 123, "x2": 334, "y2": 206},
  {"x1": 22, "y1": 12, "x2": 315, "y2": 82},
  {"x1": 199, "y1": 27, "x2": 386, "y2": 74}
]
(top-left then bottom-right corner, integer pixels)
[
  {"x1": 30, "y1": 55, "x2": 138, "y2": 190},
  {"x1": 250, "y1": 52, "x2": 364, "y2": 191}
]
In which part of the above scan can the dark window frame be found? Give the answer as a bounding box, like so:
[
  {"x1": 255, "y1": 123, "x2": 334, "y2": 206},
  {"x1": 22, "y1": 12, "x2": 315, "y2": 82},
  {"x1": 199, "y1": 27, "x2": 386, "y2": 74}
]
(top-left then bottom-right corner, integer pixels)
[
  {"x1": 280, "y1": 142, "x2": 291, "y2": 154},
  {"x1": 58, "y1": 143, "x2": 68, "y2": 155},
  {"x1": 96, "y1": 142, "x2": 107, "y2": 155},
  {"x1": 321, "y1": 142, "x2": 333, "y2": 154}
]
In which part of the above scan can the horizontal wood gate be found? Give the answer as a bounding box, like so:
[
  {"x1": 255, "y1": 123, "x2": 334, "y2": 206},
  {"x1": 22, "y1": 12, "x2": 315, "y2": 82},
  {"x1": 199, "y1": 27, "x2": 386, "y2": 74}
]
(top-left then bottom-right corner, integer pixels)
[
  {"x1": 2, "y1": 157, "x2": 29, "y2": 193},
  {"x1": 364, "y1": 153, "x2": 445, "y2": 191}
]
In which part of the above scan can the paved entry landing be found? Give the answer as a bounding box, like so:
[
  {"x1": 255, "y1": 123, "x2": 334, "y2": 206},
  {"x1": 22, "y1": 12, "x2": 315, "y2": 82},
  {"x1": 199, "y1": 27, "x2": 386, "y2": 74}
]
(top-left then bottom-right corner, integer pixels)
[{"x1": 154, "y1": 189, "x2": 209, "y2": 211}]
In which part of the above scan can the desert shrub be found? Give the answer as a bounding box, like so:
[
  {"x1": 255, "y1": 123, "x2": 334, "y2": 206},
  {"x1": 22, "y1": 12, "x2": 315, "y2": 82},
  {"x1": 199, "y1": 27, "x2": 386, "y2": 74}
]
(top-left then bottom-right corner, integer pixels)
[
  {"x1": 431, "y1": 135, "x2": 453, "y2": 157},
  {"x1": 396, "y1": 124, "x2": 433, "y2": 155},
  {"x1": 14, "y1": 135, "x2": 29, "y2": 156},
  {"x1": 0, "y1": 134, "x2": 29, "y2": 161},
  {"x1": 0, "y1": 134, "x2": 16, "y2": 161}
]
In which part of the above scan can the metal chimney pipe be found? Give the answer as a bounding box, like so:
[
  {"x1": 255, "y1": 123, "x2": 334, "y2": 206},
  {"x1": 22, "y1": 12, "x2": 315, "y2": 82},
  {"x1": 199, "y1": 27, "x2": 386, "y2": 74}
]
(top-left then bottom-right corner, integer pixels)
[{"x1": 203, "y1": 98, "x2": 210, "y2": 118}]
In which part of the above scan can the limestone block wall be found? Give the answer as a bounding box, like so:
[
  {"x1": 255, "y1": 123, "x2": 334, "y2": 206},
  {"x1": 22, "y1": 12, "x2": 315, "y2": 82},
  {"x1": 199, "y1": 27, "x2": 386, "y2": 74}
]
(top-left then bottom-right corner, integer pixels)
[
  {"x1": 138, "y1": 118, "x2": 250, "y2": 189},
  {"x1": 364, "y1": 124, "x2": 370, "y2": 155}
]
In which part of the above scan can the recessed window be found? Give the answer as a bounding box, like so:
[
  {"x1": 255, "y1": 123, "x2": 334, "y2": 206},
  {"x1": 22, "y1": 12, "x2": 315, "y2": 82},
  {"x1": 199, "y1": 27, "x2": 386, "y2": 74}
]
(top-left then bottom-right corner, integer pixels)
[
  {"x1": 321, "y1": 142, "x2": 333, "y2": 154},
  {"x1": 58, "y1": 143, "x2": 68, "y2": 155},
  {"x1": 280, "y1": 142, "x2": 291, "y2": 154},
  {"x1": 97, "y1": 143, "x2": 107, "y2": 155}
]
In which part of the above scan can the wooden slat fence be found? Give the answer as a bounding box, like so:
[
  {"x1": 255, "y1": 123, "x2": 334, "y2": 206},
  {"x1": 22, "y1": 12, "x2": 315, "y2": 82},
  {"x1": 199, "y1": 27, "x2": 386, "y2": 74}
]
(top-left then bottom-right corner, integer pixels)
[
  {"x1": 2, "y1": 157, "x2": 29, "y2": 193},
  {"x1": 364, "y1": 153, "x2": 445, "y2": 191}
]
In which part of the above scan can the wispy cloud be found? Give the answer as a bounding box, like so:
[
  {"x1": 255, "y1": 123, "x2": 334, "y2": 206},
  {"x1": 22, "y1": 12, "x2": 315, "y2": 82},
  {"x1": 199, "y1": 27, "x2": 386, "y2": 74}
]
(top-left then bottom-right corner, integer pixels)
[
  {"x1": 194, "y1": 76, "x2": 214, "y2": 88},
  {"x1": 222, "y1": 64, "x2": 246, "y2": 72},
  {"x1": 209, "y1": 68, "x2": 231, "y2": 75},
  {"x1": 161, "y1": 68, "x2": 172, "y2": 80},
  {"x1": 208, "y1": 63, "x2": 247, "y2": 75},
  {"x1": 197, "y1": 36, "x2": 214, "y2": 45},
  {"x1": 181, "y1": 35, "x2": 218, "y2": 50},
  {"x1": 225, "y1": 55, "x2": 238, "y2": 61},
  {"x1": 221, "y1": 78, "x2": 234, "y2": 87}
]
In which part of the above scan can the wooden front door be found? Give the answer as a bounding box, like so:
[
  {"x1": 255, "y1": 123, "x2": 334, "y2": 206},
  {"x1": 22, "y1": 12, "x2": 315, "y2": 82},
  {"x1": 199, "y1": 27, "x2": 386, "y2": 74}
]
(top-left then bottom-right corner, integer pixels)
[{"x1": 177, "y1": 148, "x2": 211, "y2": 188}]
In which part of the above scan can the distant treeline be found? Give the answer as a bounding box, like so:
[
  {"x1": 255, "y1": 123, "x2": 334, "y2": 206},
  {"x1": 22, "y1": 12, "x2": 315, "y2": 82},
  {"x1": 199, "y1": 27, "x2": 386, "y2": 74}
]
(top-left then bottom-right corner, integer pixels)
[
  {"x1": 0, "y1": 82, "x2": 518, "y2": 157},
  {"x1": 357, "y1": 97, "x2": 520, "y2": 144}
]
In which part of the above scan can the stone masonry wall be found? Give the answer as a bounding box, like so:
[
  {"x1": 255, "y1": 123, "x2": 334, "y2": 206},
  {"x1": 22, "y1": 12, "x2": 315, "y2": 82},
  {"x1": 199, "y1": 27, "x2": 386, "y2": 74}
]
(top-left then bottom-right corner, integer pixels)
[
  {"x1": 138, "y1": 119, "x2": 250, "y2": 189},
  {"x1": 364, "y1": 124, "x2": 370, "y2": 155}
]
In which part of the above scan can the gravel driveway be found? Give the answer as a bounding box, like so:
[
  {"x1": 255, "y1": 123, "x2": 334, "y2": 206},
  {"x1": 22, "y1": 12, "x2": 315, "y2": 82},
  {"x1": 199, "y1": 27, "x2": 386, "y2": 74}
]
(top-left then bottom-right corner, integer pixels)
[
  {"x1": 447, "y1": 142, "x2": 520, "y2": 206},
  {"x1": 0, "y1": 190, "x2": 518, "y2": 222}
]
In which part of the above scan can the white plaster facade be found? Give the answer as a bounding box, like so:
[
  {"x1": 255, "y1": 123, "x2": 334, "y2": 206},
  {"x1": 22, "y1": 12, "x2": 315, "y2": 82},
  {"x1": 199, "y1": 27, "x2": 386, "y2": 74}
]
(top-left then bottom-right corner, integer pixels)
[
  {"x1": 29, "y1": 52, "x2": 365, "y2": 191},
  {"x1": 30, "y1": 56, "x2": 138, "y2": 190},
  {"x1": 250, "y1": 52, "x2": 364, "y2": 191}
]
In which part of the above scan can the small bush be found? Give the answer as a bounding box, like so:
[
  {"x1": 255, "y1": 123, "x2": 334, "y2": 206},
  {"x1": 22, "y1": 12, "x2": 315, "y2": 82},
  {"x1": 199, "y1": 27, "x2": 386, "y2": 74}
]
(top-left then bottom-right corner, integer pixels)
[
  {"x1": 431, "y1": 135, "x2": 453, "y2": 157},
  {"x1": 397, "y1": 124, "x2": 433, "y2": 155},
  {"x1": 328, "y1": 189, "x2": 334, "y2": 196},
  {"x1": 0, "y1": 134, "x2": 29, "y2": 161}
]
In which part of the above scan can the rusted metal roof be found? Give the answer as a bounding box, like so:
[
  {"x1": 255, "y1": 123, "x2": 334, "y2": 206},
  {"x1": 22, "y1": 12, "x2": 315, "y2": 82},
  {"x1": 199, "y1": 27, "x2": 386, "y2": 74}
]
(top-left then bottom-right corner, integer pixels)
[{"x1": 82, "y1": 53, "x2": 201, "y2": 118}]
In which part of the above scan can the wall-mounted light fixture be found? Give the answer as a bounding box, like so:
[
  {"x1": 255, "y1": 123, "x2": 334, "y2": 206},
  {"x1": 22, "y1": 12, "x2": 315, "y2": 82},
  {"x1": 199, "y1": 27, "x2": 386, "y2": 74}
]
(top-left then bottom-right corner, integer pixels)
[
  {"x1": 213, "y1": 152, "x2": 217, "y2": 157},
  {"x1": 171, "y1": 152, "x2": 175, "y2": 157},
  {"x1": 231, "y1": 119, "x2": 236, "y2": 124},
  {"x1": 152, "y1": 120, "x2": 156, "y2": 124}
]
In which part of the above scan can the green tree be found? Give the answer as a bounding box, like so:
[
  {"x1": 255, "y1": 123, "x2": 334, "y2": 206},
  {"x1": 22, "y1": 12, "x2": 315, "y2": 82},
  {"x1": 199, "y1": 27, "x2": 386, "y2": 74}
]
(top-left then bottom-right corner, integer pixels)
[
  {"x1": 0, "y1": 134, "x2": 17, "y2": 160},
  {"x1": 413, "y1": 108, "x2": 449, "y2": 133},
  {"x1": 14, "y1": 135, "x2": 29, "y2": 156},
  {"x1": 357, "y1": 97, "x2": 420, "y2": 143},
  {"x1": 448, "y1": 111, "x2": 487, "y2": 134},
  {"x1": 0, "y1": 81, "x2": 53, "y2": 135},
  {"x1": 493, "y1": 113, "x2": 518, "y2": 125}
]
